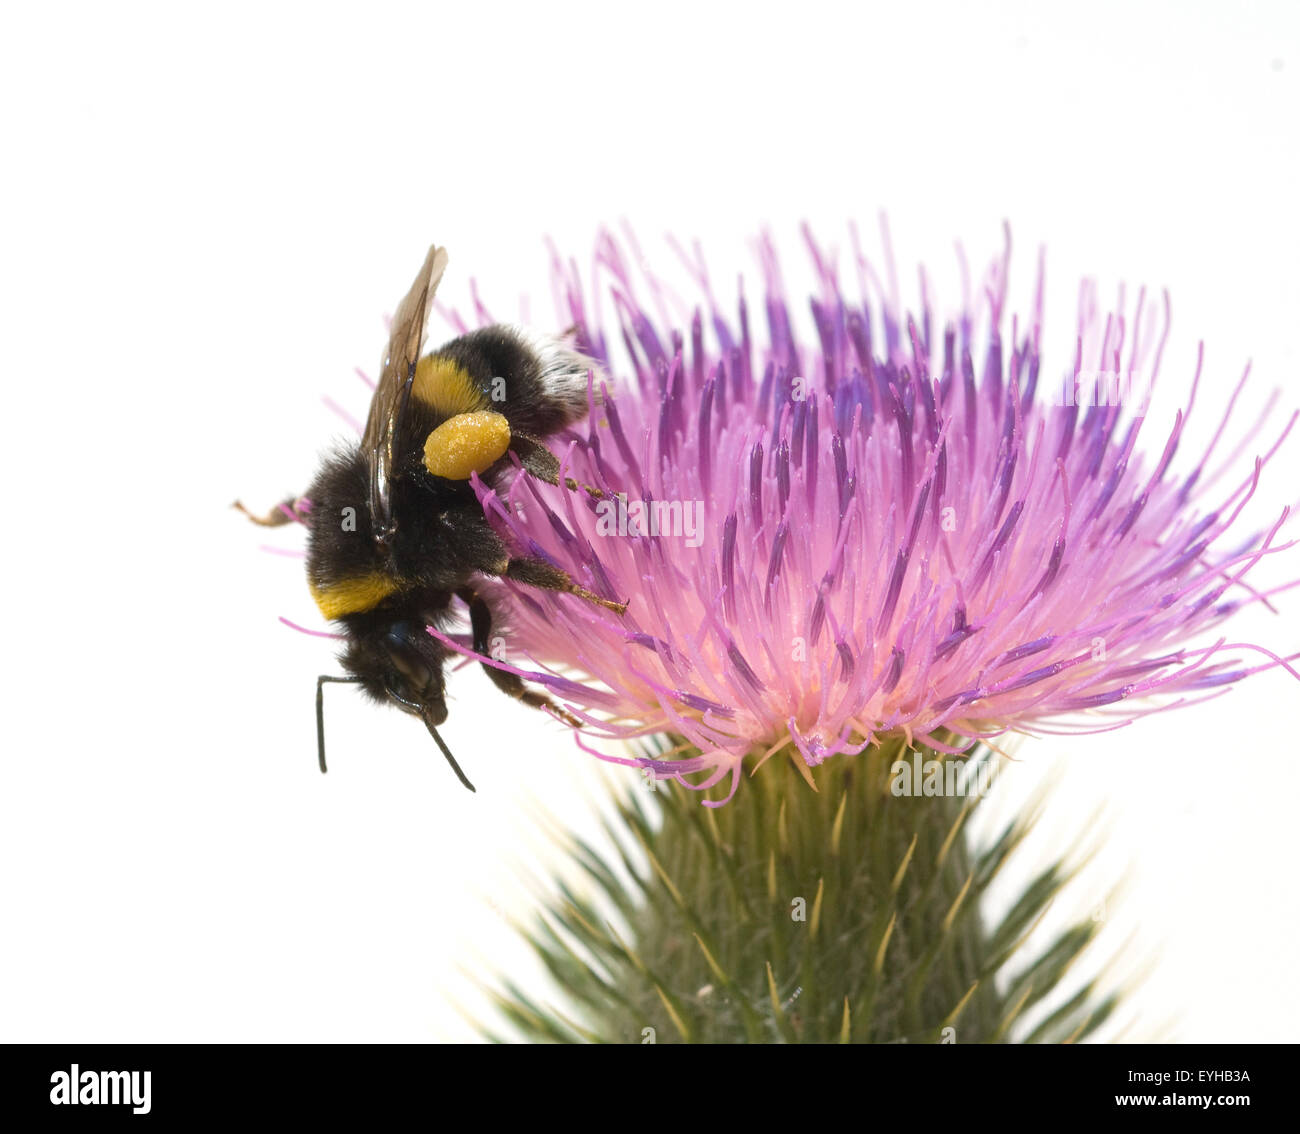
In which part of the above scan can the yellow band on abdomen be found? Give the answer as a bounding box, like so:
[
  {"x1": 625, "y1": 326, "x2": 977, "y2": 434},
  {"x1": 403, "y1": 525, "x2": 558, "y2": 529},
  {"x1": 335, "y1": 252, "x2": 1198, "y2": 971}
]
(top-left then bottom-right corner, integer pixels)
[{"x1": 309, "y1": 573, "x2": 403, "y2": 619}]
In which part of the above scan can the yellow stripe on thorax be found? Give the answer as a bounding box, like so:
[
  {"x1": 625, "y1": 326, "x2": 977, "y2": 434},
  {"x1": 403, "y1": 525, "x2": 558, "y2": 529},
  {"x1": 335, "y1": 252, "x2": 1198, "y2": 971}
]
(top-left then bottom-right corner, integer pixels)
[
  {"x1": 310, "y1": 573, "x2": 403, "y2": 620},
  {"x1": 413, "y1": 355, "x2": 488, "y2": 417}
]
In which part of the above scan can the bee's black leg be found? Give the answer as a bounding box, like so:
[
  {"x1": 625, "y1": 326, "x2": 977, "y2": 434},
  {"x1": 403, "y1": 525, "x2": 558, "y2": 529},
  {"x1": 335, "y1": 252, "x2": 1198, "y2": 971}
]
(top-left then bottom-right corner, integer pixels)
[
  {"x1": 234, "y1": 496, "x2": 306, "y2": 526},
  {"x1": 495, "y1": 557, "x2": 628, "y2": 614},
  {"x1": 510, "y1": 434, "x2": 606, "y2": 499},
  {"x1": 316, "y1": 675, "x2": 364, "y2": 774},
  {"x1": 457, "y1": 587, "x2": 585, "y2": 727}
]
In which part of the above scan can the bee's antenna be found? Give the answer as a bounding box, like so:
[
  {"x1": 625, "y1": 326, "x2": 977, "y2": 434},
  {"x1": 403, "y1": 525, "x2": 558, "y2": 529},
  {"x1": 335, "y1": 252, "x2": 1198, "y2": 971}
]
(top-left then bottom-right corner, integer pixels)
[
  {"x1": 316, "y1": 675, "x2": 364, "y2": 774},
  {"x1": 382, "y1": 684, "x2": 477, "y2": 791},
  {"x1": 421, "y1": 714, "x2": 477, "y2": 793}
]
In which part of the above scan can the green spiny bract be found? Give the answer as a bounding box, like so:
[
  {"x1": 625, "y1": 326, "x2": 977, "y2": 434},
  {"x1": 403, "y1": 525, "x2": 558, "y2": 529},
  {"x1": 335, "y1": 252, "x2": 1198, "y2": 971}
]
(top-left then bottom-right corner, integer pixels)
[{"x1": 486, "y1": 736, "x2": 1122, "y2": 1044}]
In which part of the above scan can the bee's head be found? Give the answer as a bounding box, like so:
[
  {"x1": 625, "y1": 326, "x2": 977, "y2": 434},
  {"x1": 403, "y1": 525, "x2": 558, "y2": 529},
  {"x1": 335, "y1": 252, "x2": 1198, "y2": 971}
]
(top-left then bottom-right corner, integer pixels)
[
  {"x1": 321, "y1": 617, "x2": 474, "y2": 791},
  {"x1": 344, "y1": 619, "x2": 449, "y2": 728}
]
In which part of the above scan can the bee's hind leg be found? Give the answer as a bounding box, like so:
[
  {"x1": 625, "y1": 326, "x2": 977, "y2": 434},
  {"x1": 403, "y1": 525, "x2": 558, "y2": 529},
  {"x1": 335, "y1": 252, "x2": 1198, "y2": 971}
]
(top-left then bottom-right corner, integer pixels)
[
  {"x1": 233, "y1": 496, "x2": 308, "y2": 527},
  {"x1": 456, "y1": 587, "x2": 584, "y2": 728}
]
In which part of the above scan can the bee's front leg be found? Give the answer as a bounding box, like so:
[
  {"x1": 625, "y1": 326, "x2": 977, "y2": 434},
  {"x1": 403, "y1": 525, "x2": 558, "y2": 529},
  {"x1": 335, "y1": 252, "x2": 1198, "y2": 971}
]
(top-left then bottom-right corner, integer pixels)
[{"x1": 509, "y1": 434, "x2": 606, "y2": 499}]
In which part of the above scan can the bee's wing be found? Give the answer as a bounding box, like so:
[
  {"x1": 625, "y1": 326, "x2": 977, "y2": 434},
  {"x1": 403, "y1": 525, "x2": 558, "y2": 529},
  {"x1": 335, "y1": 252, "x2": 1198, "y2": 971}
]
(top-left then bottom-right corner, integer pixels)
[{"x1": 362, "y1": 244, "x2": 450, "y2": 534}]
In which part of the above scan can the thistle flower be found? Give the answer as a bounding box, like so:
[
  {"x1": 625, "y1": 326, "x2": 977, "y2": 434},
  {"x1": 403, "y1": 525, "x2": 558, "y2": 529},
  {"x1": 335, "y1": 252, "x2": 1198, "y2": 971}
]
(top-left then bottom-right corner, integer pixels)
[{"x1": 434, "y1": 226, "x2": 1298, "y2": 805}]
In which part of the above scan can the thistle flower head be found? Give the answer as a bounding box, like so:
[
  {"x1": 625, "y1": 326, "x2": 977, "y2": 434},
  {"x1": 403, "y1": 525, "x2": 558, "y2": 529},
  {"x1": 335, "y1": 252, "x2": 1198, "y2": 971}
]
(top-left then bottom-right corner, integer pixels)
[{"x1": 435, "y1": 226, "x2": 1298, "y2": 804}]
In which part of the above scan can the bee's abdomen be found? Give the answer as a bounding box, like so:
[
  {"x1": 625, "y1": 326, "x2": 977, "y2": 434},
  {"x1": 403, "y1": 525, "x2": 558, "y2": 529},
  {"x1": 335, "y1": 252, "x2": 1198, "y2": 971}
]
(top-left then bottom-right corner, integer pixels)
[{"x1": 304, "y1": 446, "x2": 401, "y2": 619}]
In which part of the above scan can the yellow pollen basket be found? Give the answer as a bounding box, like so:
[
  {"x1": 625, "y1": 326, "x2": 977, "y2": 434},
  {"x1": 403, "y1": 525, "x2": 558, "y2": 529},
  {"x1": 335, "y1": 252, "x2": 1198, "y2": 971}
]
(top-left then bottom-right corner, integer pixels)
[
  {"x1": 423, "y1": 411, "x2": 512, "y2": 480},
  {"x1": 309, "y1": 573, "x2": 402, "y2": 619}
]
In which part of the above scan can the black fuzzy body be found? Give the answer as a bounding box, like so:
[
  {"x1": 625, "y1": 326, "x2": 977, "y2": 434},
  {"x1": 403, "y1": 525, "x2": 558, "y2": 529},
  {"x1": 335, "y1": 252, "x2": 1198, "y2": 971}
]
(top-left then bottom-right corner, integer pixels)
[{"x1": 303, "y1": 324, "x2": 593, "y2": 724}]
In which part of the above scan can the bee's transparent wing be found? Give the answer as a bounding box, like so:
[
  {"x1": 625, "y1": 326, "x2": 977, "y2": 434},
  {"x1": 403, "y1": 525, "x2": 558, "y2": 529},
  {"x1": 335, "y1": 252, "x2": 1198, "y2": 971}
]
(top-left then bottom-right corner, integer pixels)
[{"x1": 362, "y1": 244, "x2": 450, "y2": 538}]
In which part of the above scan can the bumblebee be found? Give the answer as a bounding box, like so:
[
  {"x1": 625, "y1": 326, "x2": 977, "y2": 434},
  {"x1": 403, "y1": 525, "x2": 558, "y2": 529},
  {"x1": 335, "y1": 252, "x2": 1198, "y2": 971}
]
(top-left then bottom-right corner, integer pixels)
[{"x1": 240, "y1": 245, "x2": 625, "y2": 791}]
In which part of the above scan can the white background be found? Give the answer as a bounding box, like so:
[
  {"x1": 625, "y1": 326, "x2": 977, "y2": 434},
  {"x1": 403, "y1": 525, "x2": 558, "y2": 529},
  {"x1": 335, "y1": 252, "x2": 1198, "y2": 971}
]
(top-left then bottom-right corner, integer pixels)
[{"x1": 1, "y1": 0, "x2": 1296, "y2": 1042}]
